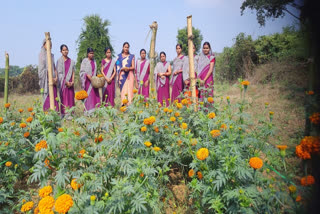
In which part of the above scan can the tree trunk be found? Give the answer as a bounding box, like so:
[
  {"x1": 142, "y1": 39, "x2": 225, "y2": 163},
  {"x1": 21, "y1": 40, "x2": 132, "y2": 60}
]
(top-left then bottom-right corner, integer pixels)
[
  {"x1": 4, "y1": 52, "x2": 9, "y2": 105},
  {"x1": 149, "y1": 21, "x2": 158, "y2": 97},
  {"x1": 45, "y1": 32, "x2": 55, "y2": 110}
]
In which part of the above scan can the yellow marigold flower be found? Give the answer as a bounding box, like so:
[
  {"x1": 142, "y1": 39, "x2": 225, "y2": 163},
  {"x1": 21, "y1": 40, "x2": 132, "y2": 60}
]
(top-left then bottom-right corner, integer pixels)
[
  {"x1": 188, "y1": 169, "x2": 195, "y2": 177},
  {"x1": 210, "y1": 129, "x2": 221, "y2": 138},
  {"x1": 144, "y1": 141, "x2": 152, "y2": 147},
  {"x1": 265, "y1": 102, "x2": 269, "y2": 106},
  {"x1": 220, "y1": 124, "x2": 227, "y2": 130},
  {"x1": 197, "y1": 171, "x2": 203, "y2": 179},
  {"x1": 4, "y1": 103, "x2": 10, "y2": 108},
  {"x1": 174, "y1": 132, "x2": 178, "y2": 135},
  {"x1": 207, "y1": 97, "x2": 214, "y2": 103},
  {"x1": 58, "y1": 128, "x2": 63, "y2": 132},
  {"x1": 141, "y1": 126, "x2": 147, "y2": 132},
  {"x1": 122, "y1": 99, "x2": 128, "y2": 105},
  {"x1": 54, "y1": 194, "x2": 73, "y2": 213},
  {"x1": 170, "y1": 117, "x2": 176, "y2": 122},
  {"x1": 96, "y1": 74, "x2": 104, "y2": 78},
  {"x1": 35, "y1": 140, "x2": 48, "y2": 152},
  {"x1": 0, "y1": 117, "x2": 3, "y2": 124},
  {"x1": 153, "y1": 147, "x2": 161, "y2": 152},
  {"x1": 176, "y1": 103, "x2": 183, "y2": 109},
  {"x1": 39, "y1": 196, "x2": 55, "y2": 213},
  {"x1": 288, "y1": 185, "x2": 296, "y2": 194},
  {"x1": 190, "y1": 138, "x2": 197, "y2": 146},
  {"x1": 309, "y1": 112, "x2": 320, "y2": 125},
  {"x1": 269, "y1": 111, "x2": 274, "y2": 115},
  {"x1": 174, "y1": 112, "x2": 180, "y2": 117},
  {"x1": 181, "y1": 123, "x2": 188, "y2": 129},
  {"x1": 5, "y1": 142, "x2": 9, "y2": 146},
  {"x1": 120, "y1": 106, "x2": 126, "y2": 112},
  {"x1": 196, "y1": 148, "x2": 209, "y2": 161},
  {"x1": 20, "y1": 123, "x2": 27, "y2": 128},
  {"x1": 200, "y1": 101, "x2": 204, "y2": 105},
  {"x1": 181, "y1": 99, "x2": 188, "y2": 105},
  {"x1": 34, "y1": 206, "x2": 39, "y2": 214},
  {"x1": 5, "y1": 161, "x2": 12, "y2": 167},
  {"x1": 249, "y1": 157, "x2": 263, "y2": 169},
  {"x1": 133, "y1": 89, "x2": 138, "y2": 94},
  {"x1": 306, "y1": 90, "x2": 314, "y2": 95},
  {"x1": 226, "y1": 96, "x2": 230, "y2": 100},
  {"x1": 79, "y1": 149, "x2": 85, "y2": 158},
  {"x1": 296, "y1": 195, "x2": 302, "y2": 202},
  {"x1": 39, "y1": 186, "x2": 53, "y2": 198},
  {"x1": 276, "y1": 145, "x2": 288, "y2": 150},
  {"x1": 163, "y1": 108, "x2": 169, "y2": 113},
  {"x1": 21, "y1": 201, "x2": 34, "y2": 212},
  {"x1": 71, "y1": 179, "x2": 82, "y2": 190},
  {"x1": 26, "y1": 117, "x2": 33, "y2": 123},
  {"x1": 164, "y1": 125, "x2": 168, "y2": 129},
  {"x1": 24, "y1": 132, "x2": 30, "y2": 138},
  {"x1": 208, "y1": 112, "x2": 216, "y2": 119},
  {"x1": 151, "y1": 88, "x2": 155, "y2": 92},
  {"x1": 153, "y1": 126, "x2": 159, "y2": 133},
  {"x1": 28, "y1": 107, "x2": 33, "y2": 112},
  {"x1": 75, "y1": 90, "x2": 88, "y2": 100},
  {"x1": 241, "y1": 80, "x2": 250, "y2": 86},
  {"x1": 19, "y1": 109, "x2": 24, "y2": 113},
  {"x1": 168, "y1": 109, "x2": 173, "y2": 113},
  {"x1": 90, "y1": 195, "x2": 96, "y2": 201}
]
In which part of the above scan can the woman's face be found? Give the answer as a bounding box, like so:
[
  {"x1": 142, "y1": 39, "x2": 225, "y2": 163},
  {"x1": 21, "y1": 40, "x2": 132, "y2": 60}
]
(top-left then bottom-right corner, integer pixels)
[
  {"x1": 61, "y1": 46, "x2": 69, "y2": 57},
  {"x1": 106, "y1": 49, "x2": 112, "y2": 58},
  {"x1": 202, "y1": 44, "x2": 210, "y2": 55},
  {"x1": 160, "y1": 54, "x2": 166, "y2": 62},
  {"x1": 123, "y1": 44, "x2": 129, "y2": 54},
  {"x1": 176, "y1": 45, "x2": 182, "y2": 55},
  {"x1": 140, "y1": 51, "x2": 146, "y2": 60},
  {"x1": 88, "y1": 52, "x2": 94, "y2": 59}
]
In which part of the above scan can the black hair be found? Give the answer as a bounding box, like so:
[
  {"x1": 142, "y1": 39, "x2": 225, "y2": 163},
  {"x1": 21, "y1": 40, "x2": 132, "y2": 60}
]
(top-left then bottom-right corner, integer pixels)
[
  {"x1": 122, "y1": 42, "x2": 130, "y2": 53},
  {"x1": 176, "y1": 44, "x2": 183, "y2": 49},
  {"x1": 140, "y1": 49, "x2": 146, "y2": 54},
  {"x1": 60, "y1": 44, "x2": 68, "y2": 51},
  {"x1": 203, "y1": 42, "x2": 211, "y2": 50},
  {"x1": 160, "y1": 51, "x2": 166, "y2": 57},
  {"x1": 104, "y1": 47, "x2": 112, "y2": 53},
  {"x1": 87, "y1": 47, "x2": 94, "y2": 54}
]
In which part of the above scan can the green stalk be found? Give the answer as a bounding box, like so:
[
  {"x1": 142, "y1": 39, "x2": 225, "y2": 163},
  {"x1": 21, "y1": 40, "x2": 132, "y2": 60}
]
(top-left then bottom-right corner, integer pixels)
[{"x1": 4, "y1": 52, "x2": 9, "y2": 105}]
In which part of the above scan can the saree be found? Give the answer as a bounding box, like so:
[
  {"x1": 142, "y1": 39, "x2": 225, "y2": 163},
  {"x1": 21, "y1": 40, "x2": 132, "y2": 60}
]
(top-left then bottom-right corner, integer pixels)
[
  {"x1": 154, "y1": 61, "x2": 170, "y2": 106},
  {"x1": 135, "y1": 59, "x2": 150, "y2": 99},
  {"x1": 102, "y1": 59, "x2": 116, "y2": 107},
  {"x1": 197, "y1": 53, "x2": 215, "y2": 99},
  {"x1": 170, "y1": 56, "x2": 185, "y2": 102}
]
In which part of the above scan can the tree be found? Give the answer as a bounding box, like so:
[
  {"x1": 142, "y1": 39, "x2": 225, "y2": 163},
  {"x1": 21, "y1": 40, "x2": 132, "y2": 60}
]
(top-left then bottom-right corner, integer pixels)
[
  {"x1": 76, "y1": 14, "x2": 113, "y2": 72},
  {"x1": 177, "y1": 26, "x2": 203, "y2": 55}
]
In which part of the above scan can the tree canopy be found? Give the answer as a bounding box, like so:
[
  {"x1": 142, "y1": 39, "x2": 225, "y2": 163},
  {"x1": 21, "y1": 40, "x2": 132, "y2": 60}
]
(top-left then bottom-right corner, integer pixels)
[{"x1": 176, "y1": 26, "x2": 203, "y2": 55}]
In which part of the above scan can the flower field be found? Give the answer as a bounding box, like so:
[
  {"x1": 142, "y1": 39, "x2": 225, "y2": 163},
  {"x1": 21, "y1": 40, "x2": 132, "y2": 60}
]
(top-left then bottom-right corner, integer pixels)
[{"x1": 1, "y1": 81, "x2": 319, "y2": 214}]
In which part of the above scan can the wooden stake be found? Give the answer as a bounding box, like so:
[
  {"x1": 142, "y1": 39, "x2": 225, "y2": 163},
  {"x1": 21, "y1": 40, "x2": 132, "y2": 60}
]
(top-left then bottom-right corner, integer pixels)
[
  {"x1": 4, "y1": 52, "x2": 9, "y2": 105},
  {"x1": 45, "y1": 32, "x2": 55, "y2": 110},
  {"x1": 149, "y1": 21, "x2": 158, "y2": 97},
  {"x1": 187, "y1": 15, "x2": 197, "y2": 111}
]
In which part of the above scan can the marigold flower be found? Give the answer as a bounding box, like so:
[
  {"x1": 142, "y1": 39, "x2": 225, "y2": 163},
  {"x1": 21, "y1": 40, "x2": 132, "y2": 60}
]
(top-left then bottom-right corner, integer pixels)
[
  {"x1": 79, "y1": 149, "x2": 85, "y2": 158},
  {"x1": 163, "y1": 108, "x2": 169, "y2": 113},
  {"x1": 97, "y1": 74, "x2": 104, "y2": 78},
  {"x1": 153, "y1": 146, "x2": 161, "y2": 152},
  {"x1": 11, "y1": 122, "x2": 15, "y2": 126},
  {"x1": 296, "y1": 145, "x2": 311, "y2": 160},
  {"x1": 94, "y1": 135, "x2": 103, "y2": 143},
  {"x1": 141, "y1": 126, "x2": 147, "y2": 132},
  {"x1": 90, "y1": 195, "x2": 96, "y2": 201},
  {"x1": 241, "y1": 80, "x2": 250, "y2": 86},
  {"x1": 75, "y1": 90, "x2": 88, "y2": 100},
  {"x1": 153, "y1": 126, "x2": 159, "y2": 133},
  {"x1": 197, "y1": 171, "x2": 203, "y2": 179},
  {"x1": 39, "y1": 186, "x2": 53, "y2": 198},
  {"x1": 309, "y1": 112, "x2": 320, "y2": 125},
  {"x1": 71, "y1": 179, "x2": 82, "y2": 190},
  {"x1": 306, "y1": 90, "x2": 314, "y2": 95},
  {"x1": 208, "y1": 112, "x2": 216, "y2": 119},
  {"x1": 276, "y1": 145, "x2": 288, "y2": 150},
  {"x1": 28, "y1": 107, "x2": 33, "y2": 112},
  {"x1": 54, "y1": 194, "x2": 73, "y2": 213},
  {"x1": 226, "y1": 96, "x2": 230, "y2": 100},
  {"x1": 21, "y1": 201, "x2": 34, "y2": 212},
  {"x1": 301, "y1": 175, "x2": 315, "y2": 186},
  {"x1": 58, "y1": 128, "x2": 63, "y2": 132},
  {"x1": 120, "y1": 106, "x2": 126, "y2": 112},
  {"x1": 220, "y1": 124, "x2": 227, "y2": 130},
  {"x1": 39, "y1": 196, "x2": 55, "y2": 213},
  {"x1": 188, "y1": 169, "x2": 195, "y2": 177},
  {"x1": 24, "y1": 132, "x2": 30, "y2": 138},
  {"x1": 249, "y1": 157, "x2": 263, "y2": 169},
  {"x1": 133, "y1": 89, "x2": 138, "y2": 94},
  {"x1": 30, "y1": 112, "x2": 35, "y2": 116},
  {"x1": 170, "y1": 117, "x2": 176, "y2": 122},
  {"x1": 196, "y1": 148, "x2": 209, "y2": 160},
  {"x1": 34, "y1": 206, "x2": 39, "y2": 214},
  {"x1": 210, "y1": 129, "x2": 221, "y2": 138},
  {"x1": 181, "y1": 123, "x2": 188, "y2": 129},
  {"x1": 4, "y1": 103, "x2": 10, "y2": 108},
  {"x1": 174, "y1": 112, "x2": 180, "y2": 117},
  {"x1": 26, "y1": 117, "x2": 33, "y2": 123},
  {"x1": 19, "y1": 109, "x2": 24, "y2": 113},
  {"x1": 44, "y1": 158, "x2": 51, "y2": 168},
  {"x1": 5, "y1": 161, "x2": 12, "y2": 167},
  {"x1": 20, "y1": 123, "x2": 27, "y2": 128},
  {"x1": 288, "y1": 185, "x2": 296, "y2": 194},
  {"x1": 190, "y1": 138, "x2": 197, "y2": 146},
  {"x1": 139, "y1": 172, "x2": 144, "y2": 177},
  {"x1": 74, "y1": 131, "x2": 80, "y2": 136},
  {"x1": 177, "y1": 140, "x2": 182, "y2": 145},
  {"x1": 122, "y1": 99, "x2": 128, "y2": 105},
  {"x1": 35, "y1": 140, "x2": 48, "y2": 152},
  {"x1": 176, "y1": 103, "x2": 183, "y2": 109},
  {"x1": 181, "y1": 99, "x2": 188, "y2": 105},
  {"x1": 296, "y1": 195, "x2": 302, "y2": 202},
  {"x1": 269, "y1": 111, "x2": 274, "y2": 115},
  {"x1": 144, "y1": 141, "x2": 152, "y2": 147},
  {"x1": 207, "y1": 97, "x2": 214, "y2": 103}
]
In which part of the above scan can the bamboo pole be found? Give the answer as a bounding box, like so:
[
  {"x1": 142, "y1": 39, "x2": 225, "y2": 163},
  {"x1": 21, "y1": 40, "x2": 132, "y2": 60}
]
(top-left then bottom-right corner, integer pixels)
[
  {"x1": 45, "y1": 32, "x2": 55, "y2": 110},
  {"x1": 4, "y1": 52, "x2": 9, "y2": 105},
  {"x1": 149, "y1": 21, "x2": 158, "y2": 97},
  {"x1": 187, "y1": 15, "x2": 197, "y2": 112}
]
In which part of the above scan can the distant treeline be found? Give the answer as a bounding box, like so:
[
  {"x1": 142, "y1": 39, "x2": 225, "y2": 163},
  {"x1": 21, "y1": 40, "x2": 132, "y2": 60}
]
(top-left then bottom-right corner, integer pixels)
[{"x1": 0, "y1": 65, "x2": 24, "y2": 77}]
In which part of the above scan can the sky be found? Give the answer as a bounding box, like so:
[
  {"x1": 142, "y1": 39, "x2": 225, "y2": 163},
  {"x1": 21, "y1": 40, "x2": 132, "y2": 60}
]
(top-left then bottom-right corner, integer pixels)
[{"x1": 0, "y1": 0, "x2": 299, "y2": 68}]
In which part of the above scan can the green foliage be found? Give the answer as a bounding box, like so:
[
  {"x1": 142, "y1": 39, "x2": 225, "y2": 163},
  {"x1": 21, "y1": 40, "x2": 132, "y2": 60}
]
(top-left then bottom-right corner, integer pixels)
[
  {"x1": 0, "y1": 65, "x2": 24, "y2": 77},
  {"x1": 176, "y1": 26, "x2": 203, "y2": 55},
  {"x1": 76, "y1": 14, "x2": 113, "y2": 72}
]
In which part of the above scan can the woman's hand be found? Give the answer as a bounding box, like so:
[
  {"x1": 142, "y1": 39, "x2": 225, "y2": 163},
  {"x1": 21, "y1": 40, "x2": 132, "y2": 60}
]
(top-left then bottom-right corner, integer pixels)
[
  {"x1": 144, "y1": 80, "x2": 149, "y2": 87},
  {"x1": 87, "y1": 74, "x2": 92, "y2": 81}
]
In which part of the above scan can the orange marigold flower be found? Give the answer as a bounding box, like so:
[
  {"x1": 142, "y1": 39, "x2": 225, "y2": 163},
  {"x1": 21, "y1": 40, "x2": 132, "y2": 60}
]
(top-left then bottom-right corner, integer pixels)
[
  {"x1": 38, "y1": 196, "x2": 55, "y2": 213},
  {"x1": 21, "y1": 201, "x2": 34, "y2": 212},
  {"x1": 58, "y1": 128, "x2": 63, "y2": 132},
  {"x1": 210, "y1": 129, "x2": 221, "y2": 138},
  {"x1": 177, "y1": 140, "x2": 182, "y2": 146},
  {"x1": 301, "y1": 175, "x2": 315, "y2": 186},
  {"x1": 306, "y1": 90, "x2": 314, "y2": 95},
  {"x1": 144, "y1": 141, "x2": 152, "y2": 147},
  {"x1": 154, "y1": 126, "x2": 159, "y2": 133},
  {"x1": 140, "y1": 173, "x2": 144, "y2": 177},
  {"x1": 74, "y1": 131, "x2": 80, "y2": 136},
  {"x1": 71, "y1": 179, "x2": 82, "y2": 190},
  {"x1": 11, "y1": 122, "x2": 15, "y2": 126},
  {"x1": 5, "y1": 161, "x2": 12, "y2": 167},
  {"x1": 28, "y1": 107, "x2": 33, "y2": 112},
  {"x1": 174, "y1": 112, "x2": 180, "y2": 117},
  {"x1": 24, "y1": 132, "x2": 30, "y2": 138},
  {"x1": 30, "y1": 112, "x2": 35, "y2": 116},
  {"x1": 20, "y1": 123, "x2": 27, "y2": 128},
  {"x1": 296, "y1": 144, "x2": 311, "y2": 160},
  {"x1": 197, "y1": 171, "x2": 203, "y2": 179},
  {"x1": 44, "y1": 158, "x2": 51, "y2": 168},
  {"x1": 120, "y1": 106, "x2": 127, "y2": 112},
  {"x1": 153, "y1": 146, "x2": 161, "y2": 152},
  {"x1": 241, "y1": 80, "x2": 250, "y2": 86},
  {"x1": 0, "y1": 117, "x2": 3, "y2": 124},
  {"x1": 122, "y1": 99, "x2": 128, "y2": 105},
  {"x1": 26, "y1": 117, "x2": 33, "y2": 123},
  {"x1": 97, "y1": 74, "x2": 104, "y2": 78},
  {"x1": 75, "y1": 90, "x2": 88, "y2": 100},
  {"x1": 34, "y1": 206, "x2": 39, "y2": 214},
  {"x1": 309, "y1": 112, "x2": 320, "y2": 125},
  {"x1": 4, "y1": 103, "x2": 10, "y2": 108},
  {"x1": 220, "y1": 124, "x2": 227, "y2": 130},
  {"x1": 170, "y1": 117, "x2": 176, "y2": 122},
  {"x1": 94, "y1": 134, "x2": 103, "y2": 143},
  {"x1": 249, "y1": 157, "x2": 263, "y2": 169},
  {"x1": 296, "y1": 195, "x2": 302, "y2": 202},
  {"x1": 19, "y1": 109, "x2": 24, "y2": 113},
  {"x1": 35, "y1": 140, "x2": 48, "y2": 152},
  {"x1": 181, "y1": 99, "x2": 189, "y2": 105},
  {"x1": 141, "y1": 126, "x2": 147, "y2": 132},
  {"x1": 188, "y1": 169, "x2": 195, "y2": 177},
  {"x1": 276, "y1": 145, "x2": 288, "y2": 150},
  {"x1": 288, "y1": 185, "x2": 296, "y2": 194},
  {"x1": 208, "y1": 112, "x2": 216, "y2": 119},
  {"x1": 54, "y1": 194, "x2": 73, "y2": 213},
  {"x1": 39, "y1": 186, "x2": 53, "y2": 198},
  {"x1": 133, "y1": 89, "x2": 138, "y2": 94},
  {"x1": 181, "y1": 123, "x2": 188, "y2": 129},
  {"x1": 196, "y1": 148, "x2": 209, "y2": 160},
  {"x1": 176, "y1": 103, "x2": 183, "y2": 109},
  {"x1": 207, "y1": 97, "x2": 214, "y2": 103}
]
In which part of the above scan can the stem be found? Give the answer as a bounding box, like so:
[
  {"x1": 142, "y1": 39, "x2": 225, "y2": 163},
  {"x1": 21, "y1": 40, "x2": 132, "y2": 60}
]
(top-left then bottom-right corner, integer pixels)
[{"x1": 4, "y1": 52, "x2": 9, "y2": 105}]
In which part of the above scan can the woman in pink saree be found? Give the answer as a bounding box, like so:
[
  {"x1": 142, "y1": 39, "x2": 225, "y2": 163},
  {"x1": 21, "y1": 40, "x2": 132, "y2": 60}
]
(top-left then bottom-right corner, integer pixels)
[
  {"x1": 135, "y1": 49, "x2": 150, "y2": 100},
  {"x1": 198, "y1": 42, "x2": 215, "y2": 99},
  {"x1": 101, "y1": 47, "x2": 116, "y2": 107},
  {"x1": 154, "y1": 52, "x2": 172, "y2": 107},
  {"x1": 116, "y1": 42, "x2": 135, "y2": 105},
  {"x1": 170, "y1": 44, "x2": 185, "y2": 102}
]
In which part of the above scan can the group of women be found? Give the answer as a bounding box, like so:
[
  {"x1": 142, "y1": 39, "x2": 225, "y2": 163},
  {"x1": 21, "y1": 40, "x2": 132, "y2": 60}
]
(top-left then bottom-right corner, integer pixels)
[{"x1": 38, "y1": 40, "x2": 215, "y2": 116}]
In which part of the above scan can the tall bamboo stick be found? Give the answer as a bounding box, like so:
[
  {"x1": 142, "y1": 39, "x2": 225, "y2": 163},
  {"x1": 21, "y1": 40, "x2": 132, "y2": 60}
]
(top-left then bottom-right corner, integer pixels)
[
  {"x1": 4, "y1": 52, "x2": 9, "y2": 105},
  {"x1": 45, "y1": 32, "x2": 55, "y2": 110},
  {"x1": 149, "y1": 21, "x2": 158, "y2": 97},
  {"x1": 187, "y1": 15, "x2": 197, "y2": 111}
]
